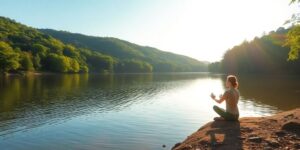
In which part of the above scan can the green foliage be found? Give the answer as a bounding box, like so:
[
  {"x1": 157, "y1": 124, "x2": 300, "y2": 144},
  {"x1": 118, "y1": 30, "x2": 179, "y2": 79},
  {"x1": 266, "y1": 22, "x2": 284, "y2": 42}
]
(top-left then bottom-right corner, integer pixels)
[
  {"x1": 290, "y1": 0, "x2": 300, "y2": 4},
  {"x1": 85, "y1": 52, "x2": 114, "y2": 73},
  {"x1": 40, "y1": 29, "x2": 208, "y2": 72},
  {"x1": 20, "y1": 52, "x2": 34, "y2": 71},
  {"x1": 0, "y1": 16, "x2": 207, "y2": 73},
  {"x1": 45, "y1": 53, "x2": 69, "y2": 72},
  {"x1": 63, "y1": 44, "x2": 79, "y2": 58},
  {"x1": 33, "y1": 54, "x2": 41, "y2": 69},
  {"x1": 45, "y1": 53, "x2": 80, "y2": 73},
  {"x1": 0, "y1": 41, "x2": 20, "y2": 72},
  {"x1": 216, "y1": 28, "x2": 300, "y2": 74},
  {"x1": 285, "y1": 0, "x2": 300, "y2": 60},
  {"x1": 208, "y1": 62, "x2": 222, "y2": 73},
  {"x1": 32, "y1": 44, "x2": 48, "y2": 57},
  {"x1": 286, "y1": 25, "x2": 300, "y2": 60},
  {"x1": 115, "y1": 60, "x2": 153, "y2": 73}
]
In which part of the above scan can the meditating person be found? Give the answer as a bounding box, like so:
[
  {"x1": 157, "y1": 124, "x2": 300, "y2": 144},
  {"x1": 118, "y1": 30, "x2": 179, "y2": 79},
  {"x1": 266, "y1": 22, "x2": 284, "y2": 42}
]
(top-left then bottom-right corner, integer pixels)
[{"x1": 210, "y1": 75, "x2": 240, "y2": 121}]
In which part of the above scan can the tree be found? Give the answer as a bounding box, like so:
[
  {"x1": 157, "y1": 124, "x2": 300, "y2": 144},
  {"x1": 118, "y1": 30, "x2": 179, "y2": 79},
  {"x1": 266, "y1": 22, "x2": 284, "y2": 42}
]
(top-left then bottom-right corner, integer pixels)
[
  {"x1": 286, "y1": 25, "x2": 300, "y2": 60},
  {"x1": 32, "y1": 44, "x2": 48, "y2": 57},
  {"x1": 218, "y1": 28, "x2": 300, "y2": 74},
  {"x1": 69, "y1": 58, "x2": 80, "y2": 72},
  {"x1": 86, "y1": 53, "x2": 114, "y2": 73},
  {"x1": 63, "y1": 44, "x2": 79, "y2": 58},
  {"x1": 33, "y1": 54, "x2": 41, "y2": 70},
  {"x1": 20, "y1": 52, "x2": 34, "y2": 71},
  {"x1": 0, "y1": 16, "x2": 207, "y2": 74},
  {"x1": 208, "y1": 62, "x2": 222, "y2": 73},
  {"x1": 285, "y1": 0, "x2": 300, "y2": 60},
  {"x1": 115, "y1": 60, "x2": 153, "y2": 73},
  {"x1": 45, "y1": 53, "x2": 69, "y2": 72},
  {"x1": 0, "y1": 42, "x2": 20, "y2": 72}
]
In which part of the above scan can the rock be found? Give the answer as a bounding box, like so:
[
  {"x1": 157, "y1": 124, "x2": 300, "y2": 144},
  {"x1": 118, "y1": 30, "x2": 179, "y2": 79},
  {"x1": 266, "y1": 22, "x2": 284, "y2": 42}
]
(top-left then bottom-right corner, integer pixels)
[
  {"x1": 275, "y1": 130, "x2": 286, "y2": 137},
  {"x1": 266, "y1": 139, "x2": 280, "y2": 148},
  {"x1": 240, "y1": 127, "x2": 253, "y2": 132},
  {"x1": 294, "y1": 143, "x2": 300, "y2": 149},
  {"x1": 290, "y1": 135, "x2": 297, "y2": 140},
  {"x1": 162, "y1": 144, "x2": 166, "y2": 148},
  {"x1": 211, "y1": 141, "x2": 223, "y2": 147},
  {"x1": 284, "y1": 114, "x2": 294, "y2": 119},
  {"x1": 199, "y1": 140, "x2": 209, "y2": 146},
  {"x1": 282, "y1": 121, "x2": 300, "y2": 135},
  {"x1": 248, "y1": 136, "x2": 262, "y2": 143},
  {"x1": 172, "y1": 143, "x2": 181, "y2": 150},
  {"x1": 284, "y1": 146, "x2": 289, "y2": 150},
  {"x1": 237, "y1": 136, "x2": 246, "y2": 140},
  {"x1": 263, "y1": 147, "x2": 273, "y2": 150},
  {"x1": 173, "y1": 108, "x2": 300, "y2": 150}
]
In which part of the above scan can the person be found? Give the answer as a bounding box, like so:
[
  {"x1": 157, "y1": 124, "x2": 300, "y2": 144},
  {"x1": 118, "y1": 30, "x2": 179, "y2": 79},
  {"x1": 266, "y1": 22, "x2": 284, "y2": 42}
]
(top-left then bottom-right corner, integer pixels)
[{"x1": 210, "y1": 75, "x2": 240, "y2": 121}]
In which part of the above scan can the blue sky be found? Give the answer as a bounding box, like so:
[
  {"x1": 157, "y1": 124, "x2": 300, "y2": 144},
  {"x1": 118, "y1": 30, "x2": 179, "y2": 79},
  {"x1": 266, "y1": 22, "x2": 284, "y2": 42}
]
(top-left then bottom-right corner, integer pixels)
[{"x1": 0, "y1": 0, "x2": 297, "y2": 61}]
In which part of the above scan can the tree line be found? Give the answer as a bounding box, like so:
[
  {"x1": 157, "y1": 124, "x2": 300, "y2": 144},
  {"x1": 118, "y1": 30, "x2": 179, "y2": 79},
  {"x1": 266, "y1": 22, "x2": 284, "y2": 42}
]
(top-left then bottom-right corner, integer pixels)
[
  {"x1": 208, "y1": 27, "x2": 300, "y2": 74},
  {"x1": 0, "y1": 16, "x2": 207, "y2": 74}
]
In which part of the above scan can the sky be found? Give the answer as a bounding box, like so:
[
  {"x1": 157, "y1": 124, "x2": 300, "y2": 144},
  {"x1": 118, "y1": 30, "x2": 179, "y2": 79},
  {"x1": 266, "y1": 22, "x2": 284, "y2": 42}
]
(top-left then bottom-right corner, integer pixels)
[{"x1": 0, "y1": 0, "x2": 298, "y2": 62}]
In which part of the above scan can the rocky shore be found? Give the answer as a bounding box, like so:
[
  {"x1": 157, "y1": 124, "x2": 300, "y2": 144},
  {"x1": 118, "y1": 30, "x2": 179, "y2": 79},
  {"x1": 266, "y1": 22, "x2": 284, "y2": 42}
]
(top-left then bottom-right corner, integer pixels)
[{"x1": 172, "y1": 108, "x2": 300, "y2": 150}]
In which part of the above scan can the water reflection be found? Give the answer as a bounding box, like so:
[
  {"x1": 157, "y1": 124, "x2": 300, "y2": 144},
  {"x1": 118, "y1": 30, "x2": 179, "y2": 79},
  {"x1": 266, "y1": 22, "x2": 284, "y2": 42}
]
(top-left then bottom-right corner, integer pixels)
[
  {"x1": 0, "y1": 73, "x2": 207, "y2": 135},
  {"x1": 237, "y1": 75, "x2": 300, "y2": 111},
  {"x1": 0, "y1": 73, "x2": 299, "y2": 149}
]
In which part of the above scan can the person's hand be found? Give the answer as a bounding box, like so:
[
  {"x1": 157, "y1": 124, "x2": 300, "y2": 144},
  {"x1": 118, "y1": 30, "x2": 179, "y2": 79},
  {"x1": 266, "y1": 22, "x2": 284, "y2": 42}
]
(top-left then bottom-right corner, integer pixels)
[
  {"x1": 210, "y1": 93, "x2": 216, "y2": 100},
  {"x1": 219, "y1": 94, "x2": 223, "y2": 99}
]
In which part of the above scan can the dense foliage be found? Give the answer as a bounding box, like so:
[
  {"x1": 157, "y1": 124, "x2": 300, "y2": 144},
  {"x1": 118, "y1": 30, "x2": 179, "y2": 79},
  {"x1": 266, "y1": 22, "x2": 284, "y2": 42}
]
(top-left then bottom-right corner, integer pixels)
[
  {"x1": 0, "y1": 16, "x2": 207, "y2": 73},
  {"x1": 285, "y1": 0, "x2": 300, "y2": 60},
  {"x1": 0, "y1": 16, "x2": 116, "y2": 73},
  {"x1": 40, "y1": 29, "x2": 207, "y2": 72},
  {"x1": 286, "y1": 25, "x2": 300, "y2": 60},
  {"x1": 209, "y1": 27, "x2": 300, "y2": 74}
]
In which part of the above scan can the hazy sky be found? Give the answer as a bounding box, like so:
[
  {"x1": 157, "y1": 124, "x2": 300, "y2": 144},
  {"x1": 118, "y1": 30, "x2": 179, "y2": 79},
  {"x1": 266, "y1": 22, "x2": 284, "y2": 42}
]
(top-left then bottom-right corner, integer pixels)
[{"x1": 0, "y1": 0, "x2": 298, "y2": 62}]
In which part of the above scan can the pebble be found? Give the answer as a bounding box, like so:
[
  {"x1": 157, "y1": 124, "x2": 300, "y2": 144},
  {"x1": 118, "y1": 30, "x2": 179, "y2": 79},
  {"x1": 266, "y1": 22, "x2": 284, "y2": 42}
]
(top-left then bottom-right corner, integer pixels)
[
  {"x1": 284, "y1": 114, "x2": 294, "y2": 119},
  {"x1": 266, "y1": 139, "x2": 280, "y2": 148},
  {"x1": 162, "y1": 144, "x2": 166, "y2": 148},
  {"x1": 171, "y1": 142, "x2": 181, "y2": 150},
  {"x1": 248, "y1": 136, "x2": 262, "y2": 143},
  {"x1": 240, "y1": 127, "x2": 253, "y2": 132},
  {"x1": 237, "y1": 136, "x2": 246, "y2": 140},
  {"x1": 295, "y1": 143, "x2": 300, "y2": 149},
  {"x1": 275, "y1": 131, "x2": 286, "y2": 137},
  {"x1": 263, "y1": 147, "x2": 273, "y2": 150}
]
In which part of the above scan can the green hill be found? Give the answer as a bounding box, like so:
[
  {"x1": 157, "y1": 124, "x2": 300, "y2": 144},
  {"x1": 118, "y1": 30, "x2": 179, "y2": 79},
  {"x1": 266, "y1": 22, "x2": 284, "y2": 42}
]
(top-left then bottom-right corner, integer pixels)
[
  {"x1": 0, "y1": 16, "x2": 114, "y2": 73},
  {"x1": 39, "y1": 29, "x2": 207, "y2": 72},
  {"x1": 0, "y1": 16, "x2": 207, "y2": 74},
  {"x1": 209, "y1": 27, "x2": 300, "y2": 74}
]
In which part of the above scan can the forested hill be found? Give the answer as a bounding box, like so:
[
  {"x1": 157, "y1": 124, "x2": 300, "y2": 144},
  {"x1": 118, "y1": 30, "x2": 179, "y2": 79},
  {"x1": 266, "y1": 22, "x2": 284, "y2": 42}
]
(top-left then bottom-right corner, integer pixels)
[
  {"x1": 0, "y1": 16, "x2": 207, "y2": 74},
  {"x1": 40, "y1": 29, "x2": 207, "y2": 72},
  {"x1": 209, "y1": 27, "x2": 300, "y2": 74}
]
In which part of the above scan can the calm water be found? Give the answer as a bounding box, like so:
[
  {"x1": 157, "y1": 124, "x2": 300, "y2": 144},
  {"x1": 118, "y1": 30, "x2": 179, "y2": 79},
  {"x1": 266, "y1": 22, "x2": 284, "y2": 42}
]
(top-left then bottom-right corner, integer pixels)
[{"x1": 0, "y1": 73, "x2": 299, "y2": 150}]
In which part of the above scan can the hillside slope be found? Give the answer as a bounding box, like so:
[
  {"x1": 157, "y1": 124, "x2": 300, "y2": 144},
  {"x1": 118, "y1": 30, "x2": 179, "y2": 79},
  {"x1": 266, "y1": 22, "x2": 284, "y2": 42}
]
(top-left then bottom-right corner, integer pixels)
[
  {"x1": 40, "y1": 29, "x2": 207, "y2": 72},
  {"x1": 0, "y1": 16, "x2": 207, "y2": 73},
  {"x1": 209, "y1": 27, "x2": 300, "y2": 74},
  {"x1": 0, "y1": 16, "x2": 115, "y2": 73}
]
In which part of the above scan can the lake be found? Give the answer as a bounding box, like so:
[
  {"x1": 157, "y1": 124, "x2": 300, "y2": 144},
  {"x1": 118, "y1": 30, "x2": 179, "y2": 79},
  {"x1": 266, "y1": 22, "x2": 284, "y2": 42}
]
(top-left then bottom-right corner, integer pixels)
[{"x1": 0, "y1": 73, "x2": 299, "y2": 150}]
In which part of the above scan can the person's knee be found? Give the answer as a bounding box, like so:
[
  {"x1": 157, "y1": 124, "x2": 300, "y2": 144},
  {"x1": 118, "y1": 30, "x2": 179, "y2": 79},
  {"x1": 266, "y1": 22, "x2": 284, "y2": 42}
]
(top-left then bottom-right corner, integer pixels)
[{"x1": 213, "y1": 105, "x2": 218, "y2": 111}]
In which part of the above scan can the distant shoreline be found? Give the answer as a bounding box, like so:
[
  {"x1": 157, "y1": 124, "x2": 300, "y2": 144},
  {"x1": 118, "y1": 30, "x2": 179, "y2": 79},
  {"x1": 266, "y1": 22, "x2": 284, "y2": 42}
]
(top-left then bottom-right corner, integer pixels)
[{"x1": 1, "y1": 71, "x2": 213, "y2": 77}]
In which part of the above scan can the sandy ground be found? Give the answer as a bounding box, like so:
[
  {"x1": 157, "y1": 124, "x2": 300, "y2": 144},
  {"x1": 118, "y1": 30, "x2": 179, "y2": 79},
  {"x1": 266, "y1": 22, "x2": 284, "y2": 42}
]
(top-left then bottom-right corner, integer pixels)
[{"x1": 172, "y1": 108, "x2": 300, "y2": 150}]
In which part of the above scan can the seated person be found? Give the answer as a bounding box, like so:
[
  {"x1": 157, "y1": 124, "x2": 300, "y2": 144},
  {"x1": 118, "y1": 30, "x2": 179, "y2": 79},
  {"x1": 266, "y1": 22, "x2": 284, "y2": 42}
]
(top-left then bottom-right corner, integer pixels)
[{"x1": 210, "y1": 75, "x2": 240, "y2": 121}]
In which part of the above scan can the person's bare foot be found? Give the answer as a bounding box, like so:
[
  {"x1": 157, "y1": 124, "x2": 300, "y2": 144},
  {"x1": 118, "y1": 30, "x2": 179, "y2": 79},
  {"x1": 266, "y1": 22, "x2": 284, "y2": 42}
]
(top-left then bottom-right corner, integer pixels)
[{"x1": 214, "y1": 117, "x2": 225, "y2": 121}]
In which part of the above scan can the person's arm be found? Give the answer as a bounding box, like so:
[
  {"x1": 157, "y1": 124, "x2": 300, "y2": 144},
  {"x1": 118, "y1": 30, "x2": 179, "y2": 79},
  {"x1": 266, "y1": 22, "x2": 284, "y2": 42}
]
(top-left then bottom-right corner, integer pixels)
[{"x1": 210, "y1": 91, "x2": 227, "y2": 104}]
